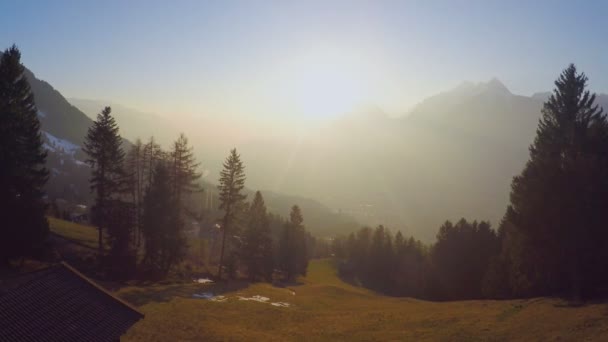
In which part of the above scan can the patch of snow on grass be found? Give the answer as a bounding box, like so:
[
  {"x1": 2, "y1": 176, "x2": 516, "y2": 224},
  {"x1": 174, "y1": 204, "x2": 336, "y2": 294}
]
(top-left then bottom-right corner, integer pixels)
[
  {"x1": 237, "y1": 295, "x2": 270, "y2": 303},
  {"x1": 209, "y1": 295, "x2": 227, "y2": 302},
  {"x1": 271, "y1": 302, "x2": 290, "y2": 307},
  {"x1": 192, "y1": 292, "x2": 226, "y2": 302},
  {"x1": 194, "y1": 278, "x2": 213, "y2": 284},
  {"x1": 192, "y1": 292, "x2": 214, "y2": 299}
]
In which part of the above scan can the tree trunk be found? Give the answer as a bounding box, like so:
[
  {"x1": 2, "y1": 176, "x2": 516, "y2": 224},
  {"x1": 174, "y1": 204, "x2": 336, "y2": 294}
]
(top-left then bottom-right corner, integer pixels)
[
  {"x1": 98, "y1": 226, "x2": 103, "y2": 254},
  {"x1": 217, "y1": 213, "x2": 229, "y2": 280}
]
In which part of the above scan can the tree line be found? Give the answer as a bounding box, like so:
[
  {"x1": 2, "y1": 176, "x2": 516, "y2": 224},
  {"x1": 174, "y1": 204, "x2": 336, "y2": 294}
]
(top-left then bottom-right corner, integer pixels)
[
  {"x1": 332, "y1": 219, "x2": 498, "y2": 300},
  {"x1": 0, "y1": 45, "x2": 311, "y2": 282},
  {"x1": 331, "y1": 64, "x2": 608, "y2": 301},
  {"x1": 85, "y1": 110, "x2": 312, "y2": 281},
  {"x1": 4, "y1": 44, "x2": 608, "y2": 300}
]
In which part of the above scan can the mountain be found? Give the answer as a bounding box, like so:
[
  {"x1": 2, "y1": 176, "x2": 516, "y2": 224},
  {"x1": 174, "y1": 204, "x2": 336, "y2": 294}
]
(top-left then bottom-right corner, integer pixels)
[
  {"x1": 229, "y1": 79, "x2": 548, "y2": 240},
  {"x1": 68, "y1": 98, "x2": 180, "y2": 148},
  {"x1": 23, "y1": 68, "x2": 94, "y2": 204},
  {"x1": 25, "y1": 69, "x2": 92, "y2": 148},
  {"x1": 35, "y1": 70, "x2": 608, "y2": 240},
  {"x1": 23, "y1": 67, "x2": 357, "y2": 235}
]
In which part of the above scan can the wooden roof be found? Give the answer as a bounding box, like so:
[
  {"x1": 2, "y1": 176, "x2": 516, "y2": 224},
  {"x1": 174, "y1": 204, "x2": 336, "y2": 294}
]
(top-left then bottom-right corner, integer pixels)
[{"x1": 0, "y1": 262, "x2": 143, "y2": 342}]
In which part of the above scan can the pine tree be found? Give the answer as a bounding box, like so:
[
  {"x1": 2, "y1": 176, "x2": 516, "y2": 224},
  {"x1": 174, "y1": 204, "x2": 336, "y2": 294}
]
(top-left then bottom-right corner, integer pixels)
[
  {"x1": 141, "y1": 162, "x2": 185, "y2": 277},
  {"x1": 504, "y1": 64, "x2": 608, "y2": 299},
  {"x1": 170, "y1": 133, "x2": 201, "y2": 211},
  {"x1": 241, "y1": 191, "x2": 274, "y2": 281},
  {"x1": 0, "y1": 45, "x2": 49, "y2": 264},
  {"x1": 105, "y1": 198, "x2": 136, "y2": 279},
  {"x1": 125, "y1": 138, "x2": 144, "y2": 246},
  {"x1": 217, "y1": 148, "x2": 247, "y2": 279},
  {"x1": 143, "y1": 136, "x2": 163, "y2": 189},
  {"x1": 279, "y1": 205, "x2": 308, "y2": 281},
  {"x1": 83, "y1": 106, "x2": 126, "y2": 253}
]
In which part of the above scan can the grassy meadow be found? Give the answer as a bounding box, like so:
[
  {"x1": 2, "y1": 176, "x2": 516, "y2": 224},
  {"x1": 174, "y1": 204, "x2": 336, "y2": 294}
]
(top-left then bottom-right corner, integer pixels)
[
  {"x1": 117, "y1": 259, "x2": 608, "y2": 341},
  {"x1": 49, "y1": 218, "x2": 608, "y2": 341},
  {"x1": 49, "y1": 217, "x2": 100, "y2": 249}
]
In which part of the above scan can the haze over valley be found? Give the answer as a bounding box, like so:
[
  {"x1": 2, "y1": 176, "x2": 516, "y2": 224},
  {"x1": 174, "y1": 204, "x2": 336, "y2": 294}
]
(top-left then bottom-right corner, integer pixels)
[
  {"x1": 41, "y1": 76, "x2": 608, "y2": 240},
  {"x1": 4, "y1": 2, "x2": 608, "y2": 340}
]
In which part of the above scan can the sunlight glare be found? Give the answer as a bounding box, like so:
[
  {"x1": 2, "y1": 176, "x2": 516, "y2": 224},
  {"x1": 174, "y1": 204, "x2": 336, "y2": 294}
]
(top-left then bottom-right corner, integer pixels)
[{"x1": 275, "y1": 50, "x2": 375, "y2": 119}]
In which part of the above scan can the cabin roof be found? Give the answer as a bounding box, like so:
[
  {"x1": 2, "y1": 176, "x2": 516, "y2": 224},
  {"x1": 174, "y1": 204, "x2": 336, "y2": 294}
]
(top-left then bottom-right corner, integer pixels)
[{"x1": 0, "y1": 262, "x2": 143, "y2": 342}]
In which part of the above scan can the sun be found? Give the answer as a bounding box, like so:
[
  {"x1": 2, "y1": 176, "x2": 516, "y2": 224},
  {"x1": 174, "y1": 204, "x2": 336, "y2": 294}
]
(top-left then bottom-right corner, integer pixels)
[{"x1": 274, "y1": 50, "x2": 374, "y2": 120}]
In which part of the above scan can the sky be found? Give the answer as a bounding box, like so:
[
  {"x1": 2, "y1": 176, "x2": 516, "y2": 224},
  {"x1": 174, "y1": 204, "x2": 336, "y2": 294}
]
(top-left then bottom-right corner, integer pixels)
[{"x1": 1, "y1": 0, "x2": 608, "y2": 121}]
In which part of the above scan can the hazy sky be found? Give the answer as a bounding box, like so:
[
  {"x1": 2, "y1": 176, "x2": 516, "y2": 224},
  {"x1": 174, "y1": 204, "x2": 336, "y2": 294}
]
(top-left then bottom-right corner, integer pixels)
[{"x1": 2, "y1": 0, "x2": 608, "y2": 121}]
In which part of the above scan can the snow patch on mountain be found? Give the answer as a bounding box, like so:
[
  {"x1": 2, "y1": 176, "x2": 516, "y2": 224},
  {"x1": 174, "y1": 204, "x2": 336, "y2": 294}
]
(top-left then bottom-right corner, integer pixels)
[
  {"x1": 42, "y1": 131, "x2": 80, "y2": 157},
  {"x1": 37, "y1": 110, "x2": 46, "y2": 118}
]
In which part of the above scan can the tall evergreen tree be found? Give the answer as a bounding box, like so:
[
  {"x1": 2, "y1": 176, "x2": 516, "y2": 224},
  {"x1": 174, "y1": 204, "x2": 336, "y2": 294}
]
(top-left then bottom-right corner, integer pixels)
[
  {"x1": 125, "y1": 138, "x2": 144, "y2": 246},
  {"x1": 141, "y1": 162, "x2": 185, "y2": 277},
  {"x1": 503, "y1": 64, "x2": 608, "y2": 299},
  {"x1": 0, "y1": 45, "x2": 49, "y2": 265},
  {"x1": 104, "y1": 198, "x2": 136, "y2": 279},
  {"x1": 279, "y1": 205, "x2": 308, "y2": 281},
  {"x1": 170, "y1": 133, "x2": 201, "y2": 211},
  {"x1": 432, "y1": 219, "x2": 499, "y2": 299},
  {"x1": 367, "y1": 225, "x2": 395, "y2": 293},
  {"x1": 217, "y1": 148, "x2": 247, "y2": 279},
  {"x1": 143, "y1": 136, "x2": 163, "y2": 189},
  {"x1": 83, "y1": 106, "x2": 126, "y2": 253},
  {"x1": 240, "y1": 191, "x2": 274, "y2": 281}
]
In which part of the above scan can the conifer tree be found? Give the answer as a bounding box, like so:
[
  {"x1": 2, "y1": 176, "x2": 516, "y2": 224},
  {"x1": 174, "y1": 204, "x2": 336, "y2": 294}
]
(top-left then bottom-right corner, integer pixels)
[
  {"x1": 217, "y1": 148, "x2": 247, "y2": 279},
  {"x1": 83, "y1": 106, "x2": 126, "y2": 253},
  {"x1": 241, "y1": 191, "x2": 274, "y2": 281},
  {"x1": 105, "y1": 198, "x2": 136, "y2": 279},
  {"x1": 141, "y1": 162, "x2": 185, "y2": 276},
  {"x1": 170, "y1": 133, "x2": 201, "y2": 210},
  {"x1": 125, "y1": 138, "x2": 144, "y2": 246},
  {"x1": 143, "y1": 136, "x2": 163, "y2": 188},
  {"x1": 0, "y1": 45, "x2": 49, "y2": 264},
  {"x1": 279, "y1": 205, "x2": 308, "y2": 281},
  {"x1": 504, "y1": 64, "x2": 608, "y2": 299}
]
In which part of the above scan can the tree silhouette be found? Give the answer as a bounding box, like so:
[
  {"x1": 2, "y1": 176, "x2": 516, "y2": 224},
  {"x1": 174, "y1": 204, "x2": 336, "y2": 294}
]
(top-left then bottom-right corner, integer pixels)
[
  {"x1": 240, "y1": 191, "x2": 274, "y2": 281},
  {"x1": 217, "y1": 148, "x2": 247, "y2": 279},
  {"x1": 503, "y1": 64, "x2": 608, "y2": 299},
  {"x1": 0, "y1": 45, "x2": 49, "y2": 264},
  {"x1": 141, "y1": 162, "x2": 185, "y2": 277},
  {"x1": 83, "y1": 106, "x2": 126, "y2": 253},
  {"x1": 279, "y1": 205, "x2": 309, "y2": 281}
]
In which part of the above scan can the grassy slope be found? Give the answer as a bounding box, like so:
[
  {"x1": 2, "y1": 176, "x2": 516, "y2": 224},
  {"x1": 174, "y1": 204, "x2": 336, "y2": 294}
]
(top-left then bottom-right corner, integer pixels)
[
  {"x1": 50, "y1": 218, "x2": 608, "y2": 341},
  {"x1": 119, "y1": 260, "x2": 608, "y2": 341},
  {"x1": 48, "y1": 217, "x2": 99, "y2": 249}
]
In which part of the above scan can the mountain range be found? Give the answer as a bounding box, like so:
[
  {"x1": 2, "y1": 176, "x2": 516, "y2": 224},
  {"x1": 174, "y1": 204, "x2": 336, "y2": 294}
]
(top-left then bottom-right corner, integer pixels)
[
  {"x1": 28, "y1": 62, "x2": 608, "y2": 240},
  {"x1": 204, "y1": 79, "x2": 608, "y2": 240},
  {"x1": 24, "y1": 66, "x2": 358, "y2": 236}
]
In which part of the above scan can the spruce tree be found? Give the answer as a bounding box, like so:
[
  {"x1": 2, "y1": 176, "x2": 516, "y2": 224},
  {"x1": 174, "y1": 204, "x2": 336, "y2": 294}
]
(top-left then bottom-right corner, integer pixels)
[
  {"x1": 170, "y1": 133, "x2": 201, "y2": 210},
  {"x1": 279, "y1": 205, "x2": 308, "y2": 281},
  {"x1": 0, "y1": 45, "x2": 49, "y2": 264},
  {"x1": 504, "y1": 64, "x2": 608, "y2": 299},
  {"x1": 217, "y1": 148, "x2": 247, "y2": 279},
  {"x1": 141, "y1": 162, "x2": 185, "y2": 277},
  {"x1": 83, "y1": 106, "x2": 126, "y2": 253},
  {"x1": 241, "y1": 191, "x2": 274, "y2": 281},
  {"x1": 143, "y1": 136, "x2": 163, "y2": 189},
  {"x1": 125, "y1": 138, "x2": 144, "y2": 246}
]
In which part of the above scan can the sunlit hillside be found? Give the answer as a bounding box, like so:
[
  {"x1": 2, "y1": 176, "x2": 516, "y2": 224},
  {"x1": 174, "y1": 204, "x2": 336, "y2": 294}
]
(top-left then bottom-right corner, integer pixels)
[{"x1": 119, "y1": 258, "x2": 608, "y2": 341}]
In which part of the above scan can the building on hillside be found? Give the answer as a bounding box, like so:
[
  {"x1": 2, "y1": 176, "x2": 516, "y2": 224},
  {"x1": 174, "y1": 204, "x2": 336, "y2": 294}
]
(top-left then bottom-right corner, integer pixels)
[{"x1": 0, "y1": 262, "x2": 143, "y2": 341}]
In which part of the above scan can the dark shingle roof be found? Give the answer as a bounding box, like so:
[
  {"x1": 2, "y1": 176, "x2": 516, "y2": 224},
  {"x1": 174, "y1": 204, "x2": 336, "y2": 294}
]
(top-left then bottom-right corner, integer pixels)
[{"x1": 0, "y1": 262, "x2": 143, "y2": 342}]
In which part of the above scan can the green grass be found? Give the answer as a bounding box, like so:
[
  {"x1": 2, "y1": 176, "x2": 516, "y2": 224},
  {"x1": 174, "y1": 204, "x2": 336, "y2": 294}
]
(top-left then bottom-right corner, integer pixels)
[
  {"x1": 48, "y1": 217, "x2": 99, "y2": 249},
  {"x1": 118, "y1": 259, "x2": 608, "y2": 341}
]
